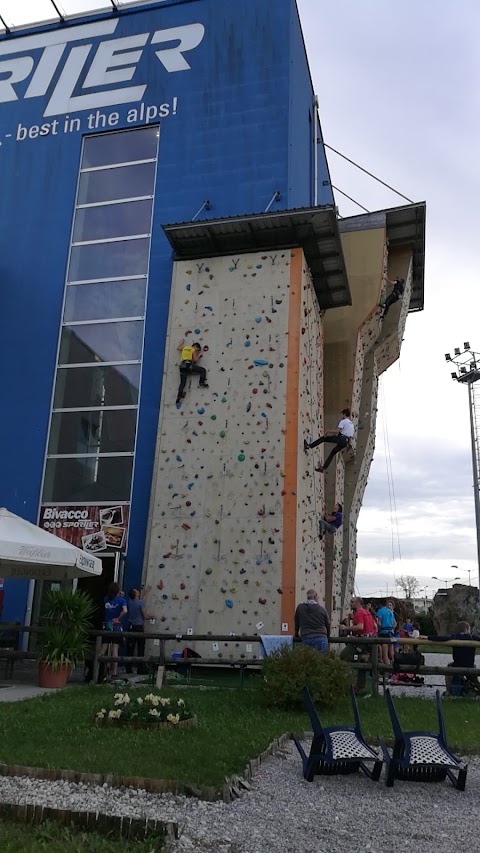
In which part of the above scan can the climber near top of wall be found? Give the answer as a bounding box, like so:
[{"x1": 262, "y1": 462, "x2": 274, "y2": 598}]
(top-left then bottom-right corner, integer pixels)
[
  {"x1": 176, "y1": 338, "x2": 209, "y2": 407},
  {"x1": 304, "y1": 408, "x2": 354, "y2": 473},
  {"x1": 380, "y1": 277, "x2": 405, "y2": 320}
]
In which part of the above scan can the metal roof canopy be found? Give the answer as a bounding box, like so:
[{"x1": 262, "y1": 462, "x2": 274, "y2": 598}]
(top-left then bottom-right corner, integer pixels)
[
  {"x1": 339, "y1": 201, "x2": 426, "y2": 312},
  {"x1": 163, "y1": 207, "x2": 351, "y2": 309}
]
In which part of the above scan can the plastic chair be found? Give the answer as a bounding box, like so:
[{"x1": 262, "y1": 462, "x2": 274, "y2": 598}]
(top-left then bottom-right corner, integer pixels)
[
  {"x1": 292, "y1": 686, "x2": 382, "y2": 782},
  {"x1": 380, "y1": 688, "x2": 467, "y2": 789}
]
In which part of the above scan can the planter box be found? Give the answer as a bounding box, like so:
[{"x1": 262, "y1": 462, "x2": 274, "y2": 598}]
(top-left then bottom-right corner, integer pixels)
[{"x1": 95, "y1": 715, "x2": 197, "y2": 730}]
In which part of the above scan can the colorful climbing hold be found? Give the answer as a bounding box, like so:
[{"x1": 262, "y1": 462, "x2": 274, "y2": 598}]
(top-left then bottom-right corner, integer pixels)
[
  {"x1": 245, "y1": 340, "x2": 251, "y2": 347},
  {"x1": 253, "y1": 359, "x2": 269, "y2": 366},
  {"x1": 225, "y1": 599, "x2": 234, "y2": 608},
  {"x1": 210, "y1": 414, "x2": 217, "y2": 420},
  {"x1": 198, "y1": 407, "x2": 205, "y2": 414},
  {"x1": 238, "y1": 453, "x2": 245, "y2": 461}
]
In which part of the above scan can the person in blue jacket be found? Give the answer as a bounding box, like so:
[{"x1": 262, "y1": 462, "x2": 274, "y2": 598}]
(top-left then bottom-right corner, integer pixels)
[
  {"x1": 100, "y1": 582, "x2": 127, "y2": 679},
  {"x1": 376, "y1": 600, "x2": 396, "y2": 667}
]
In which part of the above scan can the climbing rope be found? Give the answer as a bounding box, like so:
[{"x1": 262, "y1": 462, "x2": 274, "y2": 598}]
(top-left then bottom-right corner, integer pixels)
[{"x1": 380, "y1": 379, "x2": 402, "y2": 563}]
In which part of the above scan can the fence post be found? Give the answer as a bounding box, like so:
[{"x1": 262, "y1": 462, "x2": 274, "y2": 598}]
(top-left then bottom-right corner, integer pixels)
[
  {"x1": 370, "y1": 642, "x2": 379, "y2": 696},
  {"x1": 92, "y1": 634, "x2": 102, "y2": 685}
]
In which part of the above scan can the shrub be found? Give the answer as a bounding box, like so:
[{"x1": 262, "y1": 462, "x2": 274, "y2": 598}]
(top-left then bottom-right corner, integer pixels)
[
  {"x1": 262, "y1": 645, "x2": 351, "y2": 708},
  {"x1": 416, "y1": 611, "x2": 435, "y2": 635}
]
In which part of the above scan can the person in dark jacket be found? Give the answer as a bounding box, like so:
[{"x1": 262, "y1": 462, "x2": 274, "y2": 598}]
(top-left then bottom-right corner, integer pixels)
[
  {"x1": 380, "y1": 277, "x2": 405, "y2": 319},
  {"x1": 294, "y1": 589, "x2": 330, "y2": 653},
  {"x1": 424, "y1": 621, "x2": 480, "y2": 695}
]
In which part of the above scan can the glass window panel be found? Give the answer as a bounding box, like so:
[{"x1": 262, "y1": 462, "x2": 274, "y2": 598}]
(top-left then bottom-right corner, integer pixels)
[
  {"x1": 77, "y1": 162, "x2": 156, "y2": 205},
  {"x1": 68, "y1": 239, "x2": 150, "y2": 281},
  {"x1": 43, "y1": 456, "x2": 133, "y2": 503},
  {"x1": 54, "y1": 365, "x2": 141, "y2": 409},
  {"x1": 73, "y1": 200, "x2": 153, "y2": 243},
  {"x1": 82, "y1": 127, "x2": 158, "y2": 169},
  {"x1": 49, "y1": 410, "x2": 137, "y2": 455},
  {"x1": 59, "y1": 321, "x2": 143, "y2": 364},
  {"x1": 64, "y1": 280, "x2": 146, "y2": 322}
]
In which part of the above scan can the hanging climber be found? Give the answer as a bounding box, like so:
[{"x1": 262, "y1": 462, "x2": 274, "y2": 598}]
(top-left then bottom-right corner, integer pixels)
[
  {"x1": 380, "y1": 277, "x2": 405, "y2": 320},
  {"x1": 304, "y1": 407, "x2": 354, "y2": 473},
  {"x1": 318, "y1": 502, "x2": 343, "y2": 539},
  {"x1": 176, "y1": 338, "x2": 208, "y2": 406}
]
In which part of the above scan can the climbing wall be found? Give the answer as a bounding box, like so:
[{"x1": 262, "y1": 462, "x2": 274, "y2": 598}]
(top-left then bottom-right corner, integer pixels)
[
  {"x1": 297, "y1": 267, "x2": 325, "y2": 603},
  {"x1": 144, "y1": 249, "x2": 324, "y2": 648}
]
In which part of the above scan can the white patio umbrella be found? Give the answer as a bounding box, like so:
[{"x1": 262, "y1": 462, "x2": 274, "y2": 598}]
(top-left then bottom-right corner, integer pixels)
[{"x1": 0, "y1": 508, "x2": 103, "y2": 580}]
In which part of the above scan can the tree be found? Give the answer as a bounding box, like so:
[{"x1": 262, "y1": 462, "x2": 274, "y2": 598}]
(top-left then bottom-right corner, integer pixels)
[{"x1": 396, "y1": 575, "x2": 420, "y2": 599}]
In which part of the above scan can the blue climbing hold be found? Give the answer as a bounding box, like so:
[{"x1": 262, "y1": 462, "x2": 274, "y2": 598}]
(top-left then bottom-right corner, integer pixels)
[
  {"x1": 225, "y1": 599, "x2": 234, "y2": 608},
  {"x1": 187, "y1": 483, "x2": 194, "y2": 490},
  {"x1": 198, "y1": 407, "x2": 205, "y2": 414},
  {"x1": 194, "y1": 328, "x2": 201, "y2": 334},
  {"x1": 205, "y1": 306, "x2": 213, "y2": 311},
  {"x1": 245, "y1": 340, "x2": 251, "y2": 347},
  {"x1": 255, "y1": 316, "x2": 262, "y2": 323},
  {"x1": 253, "y1": 359, "x2": 269, "y2": 366},
  {"x1": 175, "y1": 400, "x2": 182, "y2": 409},
  {"x1": 176, "y1": 454, "x2": 182, "y2": 462},
  {"x1": 256, "y1": 264, "x2": 262, "y2": 269},
  {"x1": 186, "y1": 283, "x2": 191, "y2": 291},
  {"x1": 261, "y1": 412, "x2": 267, "y2": 418}
]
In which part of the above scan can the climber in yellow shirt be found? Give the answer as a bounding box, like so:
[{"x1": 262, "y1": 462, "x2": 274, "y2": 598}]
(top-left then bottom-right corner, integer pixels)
[{"x1": 176, "y1": 339, "x2": 208, "y2": 405}]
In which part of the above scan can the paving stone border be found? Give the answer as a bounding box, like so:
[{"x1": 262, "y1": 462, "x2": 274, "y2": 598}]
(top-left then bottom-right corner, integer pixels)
[{"x1": 0, "y1": 801, "x2": 178, "y2": 847}]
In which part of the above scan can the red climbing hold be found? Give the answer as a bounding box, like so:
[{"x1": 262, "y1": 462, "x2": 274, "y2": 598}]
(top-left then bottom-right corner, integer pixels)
[
  {"x1": 180, "y1": 582, "x2": 186, "y2": 589},
  {"x1": 163, "y1": 552, "x2": 172, "y2": 558},
  {"x1": 259, "y1": 597, "x2": 267, "y2": 605},
  {"x1": 182, "y1": 523, "x2": 191, "y2": 530},
  {"x1": 157, "y1": 580, "x2": 164, "y2": 590}
]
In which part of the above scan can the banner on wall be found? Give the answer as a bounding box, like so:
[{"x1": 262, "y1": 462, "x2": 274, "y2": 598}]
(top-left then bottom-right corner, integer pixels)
[{"x1": 39, "y1": 505, "x2": 129, "y2": 554}]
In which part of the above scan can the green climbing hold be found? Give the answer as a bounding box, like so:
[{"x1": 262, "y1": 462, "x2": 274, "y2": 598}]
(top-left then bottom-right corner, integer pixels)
[
  {"x1": 221, "y1": 397, "x2": 227, "y2": 403},
  {"x1": 205, "y1": 568, "x2": 213, "y2": 575},
  {"x1": 219, "y1": 430, "x2": 226, "y2": 438},
  {"x1": 238, "y1": 453, "x2": 245, "y2": 461},
  {"x1": 211, "y1": 414, "x2": 217, "y2": 420}
]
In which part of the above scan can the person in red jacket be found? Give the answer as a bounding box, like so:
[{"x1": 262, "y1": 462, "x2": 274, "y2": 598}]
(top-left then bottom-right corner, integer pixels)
[{"x1": 339, "y1": 597, "x2": 376, "y2": 693}]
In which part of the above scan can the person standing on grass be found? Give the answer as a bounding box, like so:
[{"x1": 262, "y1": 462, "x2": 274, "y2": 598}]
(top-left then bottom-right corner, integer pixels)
[
  {"x1": 125, "y1": 587, "x2": 154, "y2": 675},
  {"x1": 100, "y1": 582, "x2": 127, "y2": 680},
  {"x1": 339, "y1": 597, "x2": 376, "y2": 693},
  {"x1": 376, "y1": 600, "x2": 396, "y2": 667},
  {"x1": 304, "y1": 408, "x2": 354, "y2": 473},
  {"x1": 294, "y1": 589, "x2": 330, "y2": 653}
]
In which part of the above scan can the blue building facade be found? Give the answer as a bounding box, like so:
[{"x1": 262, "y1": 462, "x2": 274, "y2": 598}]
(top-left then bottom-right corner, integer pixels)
[{"x1": 0, "y1": 0, "x2": 333, "y2": 623}]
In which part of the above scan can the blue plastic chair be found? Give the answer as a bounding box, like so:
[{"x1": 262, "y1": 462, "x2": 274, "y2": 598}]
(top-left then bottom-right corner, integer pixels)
[
  {"x1": 380, "y1": 688, "x2": 467, "y2": 789},
  {"x1": 292, "y1": 686, "x2": 382, "y2": 782}
]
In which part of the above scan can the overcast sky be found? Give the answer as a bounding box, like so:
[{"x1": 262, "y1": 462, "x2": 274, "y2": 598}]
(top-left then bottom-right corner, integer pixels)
[{"x1": 2, "y1": 0, "x2": 479, "y2": 599}]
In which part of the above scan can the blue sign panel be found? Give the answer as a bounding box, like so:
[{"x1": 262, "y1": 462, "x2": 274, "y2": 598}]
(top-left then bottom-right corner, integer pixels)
[{"x1": 0, "y1": 0, "x2": 333, "y2": 621}]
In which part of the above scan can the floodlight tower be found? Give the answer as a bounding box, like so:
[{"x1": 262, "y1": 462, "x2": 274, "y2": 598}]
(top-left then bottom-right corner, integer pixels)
[{"x1": 445, "y1": 343, "x2": 480, "y2": 588}]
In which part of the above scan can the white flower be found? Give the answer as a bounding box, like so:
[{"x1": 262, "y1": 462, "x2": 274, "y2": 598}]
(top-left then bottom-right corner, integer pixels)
[
  {"x1": 159, "y1": 697, "x2": 170, "y2": 706},
  {"x1": 144, "y1": 693, "x2": 154, "y2": 702},
  {"x1": 148, "y1": 708, "x2": 160, "y2": 717},
  {"x1": 96, "y1": 711, "x2": 105, "y2": 719},
  {"x1": 108, "y1": 709, "x2": 122, "y2": 719},
  {"x1": 177, "y1": 699, "x2": 185, "y2": 706},
  {"x1": 137, "y1": 697, "x2": 144, "y2": 705},
  {"x1": 167, "y1": 713, "x2": 180, "y2": 725}
]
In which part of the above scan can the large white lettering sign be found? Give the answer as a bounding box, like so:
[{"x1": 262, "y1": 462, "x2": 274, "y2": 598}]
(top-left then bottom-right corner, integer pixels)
[{"x1": 0, "y1": 19, "x2": 205, "y2": 117}]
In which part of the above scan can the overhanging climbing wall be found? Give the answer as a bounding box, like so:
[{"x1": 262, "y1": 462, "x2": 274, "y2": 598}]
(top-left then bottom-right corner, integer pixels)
[{"x1": 144, "y1": 248, "x2": 325, "y2": 645}]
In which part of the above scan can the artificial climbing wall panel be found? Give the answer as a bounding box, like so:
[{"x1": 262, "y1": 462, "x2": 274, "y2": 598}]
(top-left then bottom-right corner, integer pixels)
[
  {"x1": 296, "y1": 266, "x2": 325, "y2": 608},
  {"x1": 144, "y1": 248, "x2": 320, "y2": 642}
]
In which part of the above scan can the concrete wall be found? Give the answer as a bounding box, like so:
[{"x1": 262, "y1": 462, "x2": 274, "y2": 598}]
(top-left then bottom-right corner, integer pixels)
[{"x1": 143, "y1": 248, "x2": 325, "y2": 651}]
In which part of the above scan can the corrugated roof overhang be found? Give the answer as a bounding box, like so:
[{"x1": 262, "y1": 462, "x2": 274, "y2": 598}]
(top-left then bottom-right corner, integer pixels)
[
  {"x1": 163, "y1": 207, "x2": 351, "y2": 309},
  {"x1": 339, "y1": 202, "x2": 426, "y2": 312}
]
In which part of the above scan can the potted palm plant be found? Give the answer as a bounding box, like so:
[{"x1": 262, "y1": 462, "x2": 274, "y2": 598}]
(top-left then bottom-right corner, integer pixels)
[{"x1": 38, "y1": 588, "x2": 95, "y2": 688}]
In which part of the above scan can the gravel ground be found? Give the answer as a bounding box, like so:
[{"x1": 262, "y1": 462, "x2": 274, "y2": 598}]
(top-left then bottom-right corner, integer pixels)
[{"x1": 0, "y1": 739, "x2": 479, "y2": 852}]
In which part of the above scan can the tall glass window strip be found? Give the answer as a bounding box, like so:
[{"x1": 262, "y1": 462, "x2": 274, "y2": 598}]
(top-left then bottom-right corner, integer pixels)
[{"x1": 42, "y1": 126, "x2": 158, "y2": 505}]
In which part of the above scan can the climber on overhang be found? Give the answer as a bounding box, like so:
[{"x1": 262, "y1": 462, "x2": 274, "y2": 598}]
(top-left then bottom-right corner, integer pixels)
[
  {"x1": 380, "y1": 277, "x2": 405, "y2": 320},
  {"x1": 176, "y1": 338, "x2": 209, "y2": 406}
]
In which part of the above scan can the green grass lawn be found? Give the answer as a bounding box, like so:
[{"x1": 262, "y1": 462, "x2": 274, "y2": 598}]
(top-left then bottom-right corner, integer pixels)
[
  {"x1": 0, "y1": 686, "x2": 478, "y2": 788},
  {"x1": 0, "y1": 819, "x2": 162, "y2": 852}
]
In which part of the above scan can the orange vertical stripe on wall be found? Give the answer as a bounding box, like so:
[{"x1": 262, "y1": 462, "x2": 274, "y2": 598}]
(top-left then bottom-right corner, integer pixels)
[{"x1": 281, "y1": 249, "x2": 302, "y2": 632}]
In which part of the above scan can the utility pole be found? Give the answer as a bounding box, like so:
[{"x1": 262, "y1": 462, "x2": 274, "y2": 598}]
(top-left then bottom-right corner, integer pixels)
[{"x1": 445, "y1": 344, "x2": 480, "y2": 589}]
